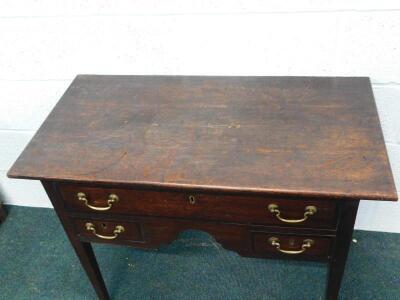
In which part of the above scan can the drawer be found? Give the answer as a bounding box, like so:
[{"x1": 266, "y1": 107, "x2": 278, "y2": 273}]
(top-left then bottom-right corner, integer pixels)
[
  {"x1": 60, "y1": 184, "x2": 337, "y2": 228},
  {"x1": 252, "y1": 232, "x2": 332, "y2": 259},
  {"x1": 73, "y1": 218, "x2": 144, "y2": 245}
]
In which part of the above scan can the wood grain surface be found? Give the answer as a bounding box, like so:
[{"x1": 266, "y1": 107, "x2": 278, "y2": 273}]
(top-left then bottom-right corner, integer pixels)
[
  {"x1": 59, "y1": 183, "x2": 338, "y2": 228},
  {"x1": 8, "y1": 75, "x2": 397, "y2": 201}
]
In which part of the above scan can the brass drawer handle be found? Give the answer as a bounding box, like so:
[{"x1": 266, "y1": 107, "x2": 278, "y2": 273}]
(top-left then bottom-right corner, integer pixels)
[
  {"x1": 85, "y1": 222, "x2": 125, "y2": 240},
  {"x1": 267, "y1": 204, "x2": 317, "y2": 223},
  {"x1": 268, "y1": 237, "x2": 314, "y2": 255},
  {"x1": 77, "y1": 192, "x2": 119, "y2": 211}
]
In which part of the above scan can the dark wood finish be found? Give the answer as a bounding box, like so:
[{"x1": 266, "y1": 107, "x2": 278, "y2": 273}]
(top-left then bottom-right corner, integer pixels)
[
  {"x1": 252, "y1": 232, "x2": 332, "y2": 259},
  {"x1": 42, "y1": 181, "x2": 110, "y2": 300},
  {"x1": 70, "y1": 216, "x2": 334, "y2": 261},
  {"x1": 74, "y1": 218, "x2": 144, "y2": 245},
  {"x1": 60, "y1": 183, "x2": 338, "y2": 228},
  {"x1": 73, "y1": 214, "x2": 255, "y2": 256},
  {"x1": 70, "y1": 213, "x2": 333, "y2": 262},
  {"x1": 0, "y1": 202, "x2": 6, "y2": 223},
  {"x1": 326, "y1": 201, "x2": 360, "y2": 300},
  {"x1": 8, "y1": 75, "x2": 397, "y2": 201},
  {"x1": 7, "y1": 76, "x2": 397, "y2": 300}
]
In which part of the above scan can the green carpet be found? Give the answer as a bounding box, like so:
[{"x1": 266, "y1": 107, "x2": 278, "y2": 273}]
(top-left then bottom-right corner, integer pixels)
[{"x1": 0, "y1": 206, "x2": 399, "y2": 300}]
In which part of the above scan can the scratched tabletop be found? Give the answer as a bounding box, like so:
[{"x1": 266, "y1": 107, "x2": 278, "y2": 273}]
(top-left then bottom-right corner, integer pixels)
[{"x1": 8, "y1": 75, "x2": 397, "y2": 201}]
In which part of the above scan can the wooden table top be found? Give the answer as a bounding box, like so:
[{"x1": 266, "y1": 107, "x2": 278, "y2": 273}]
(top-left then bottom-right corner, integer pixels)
[{"x1": 8, "y1": 75, "x2": 397, "y2": 201}]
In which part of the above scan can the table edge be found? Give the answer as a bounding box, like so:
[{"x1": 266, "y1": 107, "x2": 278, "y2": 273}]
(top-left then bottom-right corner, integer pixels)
[{"x1": 7, "y1": 172, "x2": 398, "y2": 202}]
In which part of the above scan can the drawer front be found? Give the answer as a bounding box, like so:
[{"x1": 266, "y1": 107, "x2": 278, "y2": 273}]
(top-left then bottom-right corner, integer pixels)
[
  {"x1": 73, "y1": 218, "x2": 144, "y2": 245},
  {"x1": 253, "y1": 232, "x2": 332, "y2": 259},
  {"x1": 60, "y1": 184, "x2": 337, "y2": 228}
]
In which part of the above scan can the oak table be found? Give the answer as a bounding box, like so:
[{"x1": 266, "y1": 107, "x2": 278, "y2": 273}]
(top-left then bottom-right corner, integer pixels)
[{"x1": 8, "y1": 75, "x2": 397, "y2": 299}]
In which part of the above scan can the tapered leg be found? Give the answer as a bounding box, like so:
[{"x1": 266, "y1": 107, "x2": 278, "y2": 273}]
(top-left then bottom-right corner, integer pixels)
[
  {"x1": 0, "y1": 201, "x2": 6, "y2": 222},
  {"x1": 326, "y1": 200, "x2": 359, "y2": 300},
  {"x1": 67, "y1": 240, "x2": 110, "y2": 300},
  {"x1": 42, "y1": 181, "x2": 110, "y2": 300}
]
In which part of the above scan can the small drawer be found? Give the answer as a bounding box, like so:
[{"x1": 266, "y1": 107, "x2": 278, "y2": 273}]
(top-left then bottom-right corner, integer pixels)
[
  {"x1": 252, "y1": 232, "x2": 332, "y2": 259},
  {"x1": 60, "y1": 184, "x2": 337, "y2": 228},
  {"x1": 73, "y1": 218, "x2": 144, "y2": 245}
]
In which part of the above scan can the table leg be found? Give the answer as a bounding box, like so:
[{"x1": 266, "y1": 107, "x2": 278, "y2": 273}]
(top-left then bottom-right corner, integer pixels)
[
  {"x1": 0, "y1": 202, "x2": 6, "y2": 222},
  {"x1": 68, "y1": 240, "x2": 110, "y2": 300},
  {"x1": 42, "y1": 181, "x2": 110, "y2": 300},
  {"x1": 326, "y1": 200, "x2": 359, "y2": 300}
]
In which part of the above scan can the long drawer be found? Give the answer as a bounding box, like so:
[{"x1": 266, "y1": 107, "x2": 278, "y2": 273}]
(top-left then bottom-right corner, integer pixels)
[{"x1": 60, "y1": 183, "x2": 338, "y2": 228}]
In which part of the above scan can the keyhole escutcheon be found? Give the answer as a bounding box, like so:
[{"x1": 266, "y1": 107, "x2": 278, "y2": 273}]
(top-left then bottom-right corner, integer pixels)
[{"x1": 188, "y1": 195, "x2": 196, "y2": 205}]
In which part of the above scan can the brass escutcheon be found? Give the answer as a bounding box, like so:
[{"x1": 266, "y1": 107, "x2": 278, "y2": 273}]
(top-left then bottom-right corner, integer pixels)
[{"x1": 188, "y1": 195, "x2": 196, "y2": 205}]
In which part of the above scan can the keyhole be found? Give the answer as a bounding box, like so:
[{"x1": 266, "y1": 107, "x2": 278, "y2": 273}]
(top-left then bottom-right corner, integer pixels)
[
  {"x1": 101, "y1": 223, "x2": 107, "y2": 229},
  {"x1": 188, "y1": 195, "x2": 196, "y2": 205}
]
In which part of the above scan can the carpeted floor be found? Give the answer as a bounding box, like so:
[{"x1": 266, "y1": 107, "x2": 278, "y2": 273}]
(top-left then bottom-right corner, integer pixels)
[{"x1": 0, "y1": 205, "x2": 399, "y2": 300}]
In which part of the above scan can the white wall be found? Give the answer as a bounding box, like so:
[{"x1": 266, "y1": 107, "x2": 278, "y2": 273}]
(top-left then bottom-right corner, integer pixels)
[{"x1": 1, "y1": 1, "x2": 399, "y2": 232}]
